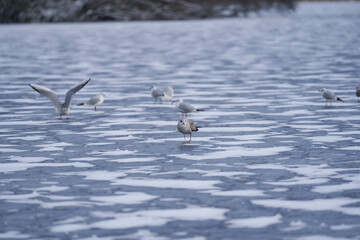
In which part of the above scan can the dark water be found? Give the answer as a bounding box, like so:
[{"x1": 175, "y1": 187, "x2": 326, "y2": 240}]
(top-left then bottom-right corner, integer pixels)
[{"x1": 1, "y1": 2, "x2": 360, "y2": 239}]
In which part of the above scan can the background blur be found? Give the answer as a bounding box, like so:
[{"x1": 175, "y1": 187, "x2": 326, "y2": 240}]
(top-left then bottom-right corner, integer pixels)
[{"x1": 0, "y1": 0, "x2": 295, "y2": 23}]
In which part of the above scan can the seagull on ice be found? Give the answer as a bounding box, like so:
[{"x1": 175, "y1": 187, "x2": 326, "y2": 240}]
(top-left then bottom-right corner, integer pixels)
[
  {"x1": 175, "y1": 98, "x2": 204, "y2": 118},
  {"x1": 356, "y1": 85, "x2": 360, "y2": 101},
  {"x1": 177, "y1": 119, "x2": 201, "y2": 144},
  {"x1": 319, "y1": 88, "x2": 343, "y2": 106},
  {"x1": 29, "y1": 78, "x2": 90, "y2": 119},
  {"x1": 162, "y1": 86, "x2": 174, "y2": 103},
  {"x1": 77, "y1": 93, "x2": 105, "y2": 111},
  {"x1": 150, "y1": 85, "x2": 164, "y2": 104}
]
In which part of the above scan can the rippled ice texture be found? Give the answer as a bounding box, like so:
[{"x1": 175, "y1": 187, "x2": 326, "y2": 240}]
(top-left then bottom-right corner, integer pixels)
[{"x1": 1, "y1": 2, "x2": 360, "y2": 240}]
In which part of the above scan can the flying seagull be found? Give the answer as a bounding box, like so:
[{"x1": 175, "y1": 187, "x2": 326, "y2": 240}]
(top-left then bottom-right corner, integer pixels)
[
  {"x1": 177, "y1": 119, "x2": 201, "y2": 144},
  {"x1": 29, "y1": 78, "x2": 90, "y2": 119},
  {"x1": 175, "y1": 98, "x2": 204, "y2": 118},
  {"x1": 150, "y1": 85, "x2": 164, "y2": 104},
  {"x1": 77, "y1": 93, "x2": 105, "y2": 111},
  {"x1": 319, "y1": 88, "x2": 343, "y2": 106}
]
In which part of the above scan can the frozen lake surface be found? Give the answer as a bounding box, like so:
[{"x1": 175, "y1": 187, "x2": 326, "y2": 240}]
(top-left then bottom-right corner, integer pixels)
[{"x1": 1, "y1": 2, "x2": 360, "y2": 239}]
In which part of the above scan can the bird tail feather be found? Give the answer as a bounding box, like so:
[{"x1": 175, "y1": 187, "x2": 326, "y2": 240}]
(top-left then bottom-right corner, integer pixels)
[
  {"x1": 77, "y1": 102, "x2": 84, "y2": 106},
  {"x1": 196, "y1": 109, "x2": 204, "y2": 112},
  {"x1": 337, "y1": 97, "x2": 343, "y2": 102}
]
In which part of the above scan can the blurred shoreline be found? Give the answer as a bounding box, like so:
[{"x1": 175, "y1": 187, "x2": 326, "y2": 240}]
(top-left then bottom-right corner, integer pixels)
[
  {"x1": 1, "y1": 0, "x2": 296, "y2": 24},
  {"x1": 1, "y1": 0, "x2": 358, "y2": 24}
]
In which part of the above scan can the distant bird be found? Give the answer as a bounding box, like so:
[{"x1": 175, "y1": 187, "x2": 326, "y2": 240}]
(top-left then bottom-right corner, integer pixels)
[
  {"x1": 29, "y1": 78, "x2": 90, "y2": 119},
  {"x1": 150, "y1": 85, "x2": 164, "y2": 104},
  {"x1": 177, "y1": 119, "x2": 201, "y2": 144},
  {"x1": 175, "y1": 98, "x2": 204, "y2": 118},
  {"x1": 319, "y1": 88, "x2": 343, "y2": 106},
  {"x1": 356, "y1": 85, "x2": 360, "y2": 101},
  {"x1": 162, "y1": 86, "x2": 174, "y2": 103},
  {"x1": 77, "y1": 93, "x2": 105, "y2": 111}
]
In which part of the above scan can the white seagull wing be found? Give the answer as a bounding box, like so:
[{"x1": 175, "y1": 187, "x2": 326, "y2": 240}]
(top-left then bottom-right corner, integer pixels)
[
  {"x1": 178, "y1": 102, "x2": 196, "y2": 113},
  {"x1": 323, "y1": 90, "x2": 336, "y2": 100},
  {"x1": 164, "y1": 87, "x2": 174, "y2": 98},
  {"x1": 29, "y1": 83, "x2": 62, "y2": 114},
  {"x1": 64, "y1": 78, "x2": 91, "y2": 108},
  {"x1": 87, "y1": 94, "x2": 102, "y2": 105}
]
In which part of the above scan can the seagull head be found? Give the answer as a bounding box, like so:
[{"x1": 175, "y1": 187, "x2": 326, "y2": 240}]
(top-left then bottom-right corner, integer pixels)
[
  {"x1": 100, "y1": 93, "x2": 105, "y2": 97},
  {"x1": 319, "y1": 88, "x2": 326, "y2": 93},
  {"x1": 179, "y1": 119, "x2": 187, "y2": 125},
  {"x1": 150, "y1": 85, "x2": 156, "y2": 90}
]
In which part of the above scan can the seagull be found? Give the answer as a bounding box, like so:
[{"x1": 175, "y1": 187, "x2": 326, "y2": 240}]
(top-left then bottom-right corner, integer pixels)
[
  {"x1": 29, "y1": 78, "x2": 90, "y2": 119},
  {"x1": 177, "y1": 119, "x2": 201, "y2": 144},
  {"x1": 319, "y1": 88, "x2": 343, "y2": 106},
  {"x1": 150, "y1": 85, "x2": 164, "y2": 104},
  {"x1": 162, "y1": 86, "x2": 174, "y2": 103},
  {"x1": 77, "y1": 93, "x2": 105, "y2": 111},
  {"x1": 356, "y1": 86, "x2": 360, "y2": 101},
  {"x1": 175, "y1": 98, "x2": 204, "y2": 118}
]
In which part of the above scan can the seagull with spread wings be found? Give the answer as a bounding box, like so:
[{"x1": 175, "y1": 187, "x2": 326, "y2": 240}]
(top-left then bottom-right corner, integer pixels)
[{"x1": 29, "y1": 78, "x2": 91, "y2": 119}]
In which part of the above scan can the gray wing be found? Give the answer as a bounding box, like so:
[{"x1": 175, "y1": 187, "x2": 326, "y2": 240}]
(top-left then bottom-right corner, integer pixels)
[
  {"x1": 87, "y1": 95, "x2": 101, "y2": 105},
  {"x1": 323, "y1": 90, "x2": 336, "y2": 100},
  {"x1": 64, "y1": 78, "x2": 91, "y2": 108},
  {"x1": 178, "y1": 102, "x2": 196, "y2": 113},
  {"x1": 29, "y1": 83, "x2": 62, "y2": 114},
  {"x1": 152, "y1": 89, "x2": 164, "y2": 98},
  {"x1": 188, "y1": 120, "x2": 197, "y2": 132}
]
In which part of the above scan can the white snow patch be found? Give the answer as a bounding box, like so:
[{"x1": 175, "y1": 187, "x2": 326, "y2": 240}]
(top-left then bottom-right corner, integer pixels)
[
  {"x1": 170, "y1": 146, "x2": 292, "y2": 160},
  {"x1": 228, "y1": 214, "x2": 282, "y2": 228},
  {"x1": 112, "y1": 178, "x2": 220, "y2": 190},
  {"x1": 0, "y1": 231, "x2": 29, "y2": 239},
  {"x1": 281, "y1": 220, "x2": 307, "y2": 231},
  {"x1": 206, "y1": 189, "x2": 267, "y2": 197},
  {"x1": 252, "y1": 198, "x2": 360, "y2": 216},
  {"x1": 90, "y1": 192, "x2": 158, "y2": 205}
]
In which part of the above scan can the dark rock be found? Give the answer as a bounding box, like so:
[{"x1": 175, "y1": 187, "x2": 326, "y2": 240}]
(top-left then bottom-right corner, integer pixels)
[{"x1": 0, "y1": 0, "x2": 296, "y2": 23}]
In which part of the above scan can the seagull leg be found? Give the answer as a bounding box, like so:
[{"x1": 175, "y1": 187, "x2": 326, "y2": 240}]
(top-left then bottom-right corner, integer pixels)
[
  {"x1": 330, "y1": 101, "x2": 332, "y2": 106},
  {"x1": 95, "y1": 106, "x2": 97, "y2": 111},
  {"x1": 183, "y1": 134, "x2": 187, "y2": 144},
  {"x1": 188, "y1": 133, "x2": 192, "y2": 144}
]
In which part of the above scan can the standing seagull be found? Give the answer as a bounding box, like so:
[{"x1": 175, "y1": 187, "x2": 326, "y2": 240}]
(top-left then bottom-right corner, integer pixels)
[
  {"x1": 150, "y1": 85, "x2": 164, "y2": 104},
  {"x1": 319, "y1": 88, "x2": 343, "y2": 106},
  {"x1": 29, "y1": 78, "x2": 90, "y2": 119},
  {"x1": 77, "y1": 93, "x2": 105, "y2": 111},
  {"x1": 177, "y1": 119, "x2": 201, "y2": 144},
  {"x1": 162, "y1": 86, "x2": 174, "y2": 103},
  {"x1": 356, "y1": 85, "x2": 360, "y2": 101},
  {"x1": 175, "y1": 98, "x2": 204, "y2": 118}
]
